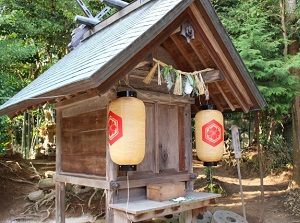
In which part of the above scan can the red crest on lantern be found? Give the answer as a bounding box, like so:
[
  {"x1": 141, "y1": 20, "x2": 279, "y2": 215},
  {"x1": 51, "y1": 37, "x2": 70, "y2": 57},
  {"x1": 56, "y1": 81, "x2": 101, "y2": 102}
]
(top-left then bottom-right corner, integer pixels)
[
  {"x1": 108, "y1": 111, "x2": 123, "y2": 145},
  {"x1": 202, "y1": 119, "x2": 223, "y2": 147}
]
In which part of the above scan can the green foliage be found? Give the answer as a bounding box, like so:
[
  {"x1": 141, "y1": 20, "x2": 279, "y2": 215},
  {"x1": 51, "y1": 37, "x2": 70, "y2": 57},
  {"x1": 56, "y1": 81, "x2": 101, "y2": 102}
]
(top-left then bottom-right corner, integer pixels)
[
  {"x1": 0, "y1": 0, "x2": 79, "y2": 83},
  {"x1": 0, "y1": 115, "x2": 11, "y2": 155},
  {"x1": 239, "y1": 133, "x2": 293, "y2": 175},
  {"x1": 0, "y1": 0, "x2": 117, "y2": 157},
  {"x1": 0, "y1": 0, "x2": 97, "y2": 156},
  {"x1": 214, "y1": 0, "x2": 300, "y2": 117},
  {"x1": 260, "y1": 134, "x2": 293, "y2": 172},
  {"x1": 204, "y1": 167, "x2": 226, "y2": 195},
  {"x1": 222, "y1": 111, "x2": 293, "y2": 175}
]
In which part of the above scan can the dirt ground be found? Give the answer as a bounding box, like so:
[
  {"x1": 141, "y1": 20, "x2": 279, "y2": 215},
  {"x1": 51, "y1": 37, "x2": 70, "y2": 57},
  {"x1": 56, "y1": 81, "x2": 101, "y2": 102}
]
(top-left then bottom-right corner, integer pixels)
[
  {"x1": 193, "y1": 161, "x2": 299, "y2": 223},
  {"x1": 0, "y1": 155, "x2": 299, "y2": 223}
]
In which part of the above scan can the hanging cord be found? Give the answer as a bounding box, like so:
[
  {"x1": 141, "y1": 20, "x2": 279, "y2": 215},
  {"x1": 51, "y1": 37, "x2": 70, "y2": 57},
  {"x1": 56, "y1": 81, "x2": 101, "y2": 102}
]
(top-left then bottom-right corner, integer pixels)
[{"x1": 125, "y1": 172, "x2": 133, "y2": 223}]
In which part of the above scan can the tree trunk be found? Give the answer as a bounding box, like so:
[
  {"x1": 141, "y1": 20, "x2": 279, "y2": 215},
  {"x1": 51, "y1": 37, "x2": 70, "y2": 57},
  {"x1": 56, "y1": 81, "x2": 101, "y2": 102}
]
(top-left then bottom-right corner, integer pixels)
[
  {"x1": 267, "y1": 118, "x2": 276, "y2": 141},
  {"x1": 26, "y1": 112, "x2": 31, "y2": 159},
  {"x1": 255, "y1": 111, "x2": 265, "y2": 223},
  {"x1": 292, "y1": 95, "x2": 300, "y2": 186},
  {"x1": 21, "y1": 112, "x2": 27, "y2": 157},
  {"x1": 283, "y1": 0, "x2": 300, "y2": 186},
  {"x1": 280, "y1": 0, "x2": 288, "y2": 56},
  {"x1": 280, "y1": 0, "x2": 300, "y2": 185},
  {"x1": 252, "y1": 112, "x2": 258, "y2": 146}
]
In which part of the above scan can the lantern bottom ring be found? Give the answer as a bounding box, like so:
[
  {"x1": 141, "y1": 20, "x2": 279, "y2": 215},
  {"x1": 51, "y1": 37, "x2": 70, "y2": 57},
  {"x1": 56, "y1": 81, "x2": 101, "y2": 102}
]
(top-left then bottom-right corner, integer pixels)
[
  {"x1": 119, "y1": 165, "x2": 137, "y2": 171},
  {"x1": 204, "y1": 162, "x2": 218, "y2": 167}
]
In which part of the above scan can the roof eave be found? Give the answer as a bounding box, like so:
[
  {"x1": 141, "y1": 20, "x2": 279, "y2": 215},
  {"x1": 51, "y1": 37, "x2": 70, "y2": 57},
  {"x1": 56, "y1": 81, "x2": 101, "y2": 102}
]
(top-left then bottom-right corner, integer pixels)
[{"x1": 0, "y1": 78, "x2": 97, "y2": 117}]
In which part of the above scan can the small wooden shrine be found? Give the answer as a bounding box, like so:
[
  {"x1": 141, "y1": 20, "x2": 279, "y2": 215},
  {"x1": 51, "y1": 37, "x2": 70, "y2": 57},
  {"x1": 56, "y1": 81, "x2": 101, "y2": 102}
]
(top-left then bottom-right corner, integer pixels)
[{"x1": 0, "y1": 0, "x2": 267, "y2": 222}]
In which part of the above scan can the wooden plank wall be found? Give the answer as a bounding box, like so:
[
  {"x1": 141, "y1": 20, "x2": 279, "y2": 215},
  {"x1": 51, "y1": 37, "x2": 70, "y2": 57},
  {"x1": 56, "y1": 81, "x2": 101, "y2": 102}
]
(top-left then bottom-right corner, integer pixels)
[
  {"x1": 158, "y1": 104, "x2": 179, "y2": 170},
  {"x1": 114, "y1": 99, "x2": 192, "y2": 203},
  {"x1": 56, "y1": 90, "x2": 192, "y2": 182},
  {"x1": 61, "y1": 109, "x2": 107, "y2": 176},
  {"x1": 137, "y1": 102, "x2": 190, "y2": 173},
  {"x1": 137, "y1": 103, "x2": 156, "y2": 172}
]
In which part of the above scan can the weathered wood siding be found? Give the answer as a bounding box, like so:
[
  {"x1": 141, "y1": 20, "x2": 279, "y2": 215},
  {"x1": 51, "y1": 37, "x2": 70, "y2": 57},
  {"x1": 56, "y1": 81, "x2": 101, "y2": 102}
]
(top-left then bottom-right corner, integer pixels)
[
  {"x1": 56, "y1": 92, "x2": 110, "y2": 177},
  {"x1": 56, "y1": 89, "x2": 192, "y2": 180},
  {"x1": 61, "y1": 109, "x2": 107, "y2": 176},
  {"x1": 137, "y1": 101, "x2": 192, "y2": 173}
]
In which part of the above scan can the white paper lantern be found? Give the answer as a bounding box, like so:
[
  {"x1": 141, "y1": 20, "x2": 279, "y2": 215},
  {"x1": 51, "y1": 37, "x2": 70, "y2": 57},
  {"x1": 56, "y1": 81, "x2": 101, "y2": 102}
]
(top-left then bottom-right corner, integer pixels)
[
  {"x1": 108, "y1": 91, "x2": 145, "y2": 171},
  {"x1": 195, "y1": 105, "x2": 224, "y2": 166}
]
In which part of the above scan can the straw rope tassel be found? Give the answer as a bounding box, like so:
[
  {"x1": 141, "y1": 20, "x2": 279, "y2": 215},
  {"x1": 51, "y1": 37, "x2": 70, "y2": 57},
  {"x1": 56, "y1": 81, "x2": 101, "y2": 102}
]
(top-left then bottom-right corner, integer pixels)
[
  {"x1": 195, "y1": 73, "x2": 205, "y2": 95},
  {"x1": 143, "y1": 62, "x2": 158, "y2": 84},
  {"x1": 157, "y1": 63, "x2": 162, "y2": 85},
  {"x1": 173, "y1": 72, "x2": 183, "y2": 95},
  {"x1": 205, "y1": 84, "x2": 210, "y2": 100}
]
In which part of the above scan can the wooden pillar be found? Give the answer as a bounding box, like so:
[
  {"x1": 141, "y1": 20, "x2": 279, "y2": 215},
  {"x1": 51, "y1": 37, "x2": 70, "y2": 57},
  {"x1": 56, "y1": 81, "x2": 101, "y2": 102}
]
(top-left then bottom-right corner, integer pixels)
[
  {"x1": 112, "y1": 210, "x2": 131, "y2": 223},
  {"x1": 184, "y1": 104, "x2": 193, "y2": 190},
  {"x1": 55, "y1": 108, "x2": 65, "y2": 222},
  {"x1": 56, "y1": 182, "x2": 65, "y2": 223},
  {"x1": 106, "y1": 105, "x2": 119, "y2": 223},
  {"x1": 184, "y1": 103, "x2": 194, "y2": 223},
  {"x1": 185, "y1": 207, "x2": 206, "y2": 223},
  {"x1": 154, "y1": 102, "x2": 160, "y2": 174}
]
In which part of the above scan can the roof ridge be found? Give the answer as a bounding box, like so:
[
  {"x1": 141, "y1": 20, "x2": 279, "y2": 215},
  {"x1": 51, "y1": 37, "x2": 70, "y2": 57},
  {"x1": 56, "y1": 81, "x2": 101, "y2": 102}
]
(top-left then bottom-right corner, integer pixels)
[{"x1": 82, "y1": 0, "x2": 152, "y2": 42}]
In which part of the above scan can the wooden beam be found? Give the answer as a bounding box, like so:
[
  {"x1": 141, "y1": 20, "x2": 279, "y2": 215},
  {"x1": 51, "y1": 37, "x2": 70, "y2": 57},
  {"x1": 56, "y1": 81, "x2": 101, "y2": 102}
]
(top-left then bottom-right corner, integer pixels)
[
  {"x1": 117, "y1": 87, "x2": 195, "y2": 105},
  {"x1": 214, "y1": 82, "x2": 236, "y2": 111},
  {"x1": 55, "y1": 173, "x2": 110, "y2": 189},
  {"x1": 54, "y1": 90, "x2": 99, "y2": 109},
  {"x1": 129, "y1": 69, "x2": 223, "y2": 84},
  {"x1": 202, "y1": 70, "x2": 224, "y2": 83},
  {"x1": 114, "y1": 173, "x2": 191, "y2": 190}
]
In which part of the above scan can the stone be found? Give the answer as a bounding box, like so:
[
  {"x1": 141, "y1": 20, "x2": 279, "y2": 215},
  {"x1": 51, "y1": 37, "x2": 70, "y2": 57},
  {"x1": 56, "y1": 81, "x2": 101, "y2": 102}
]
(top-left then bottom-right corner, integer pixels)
[
  {"x1": 28, "y1": 190, "x2": 44, "y2": 201},
  {"x1": 38, "y1": 178, "x2": 55, "y2": 189},
  {"x1": 44, "y1": 171, "x2": 55, "y2": 178}
]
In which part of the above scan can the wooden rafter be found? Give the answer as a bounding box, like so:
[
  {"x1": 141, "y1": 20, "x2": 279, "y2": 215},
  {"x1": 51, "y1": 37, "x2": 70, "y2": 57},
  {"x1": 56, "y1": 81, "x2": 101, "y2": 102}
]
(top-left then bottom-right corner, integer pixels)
[
  {"x1": 189, "y1": 40, "x2": 209, "y2": 68},
  {"x1": 162, "y1": 37, "x2": 191, "y2": 72},
  {"x1": 214, "y1": 82, "x2": 236, "y2": 111},
  {"x1": 206, "y1": 91, "x2": 225, "y2": 112},
  {"x1": 169, "y1": 35, "x2": 197, "y2": 70}
]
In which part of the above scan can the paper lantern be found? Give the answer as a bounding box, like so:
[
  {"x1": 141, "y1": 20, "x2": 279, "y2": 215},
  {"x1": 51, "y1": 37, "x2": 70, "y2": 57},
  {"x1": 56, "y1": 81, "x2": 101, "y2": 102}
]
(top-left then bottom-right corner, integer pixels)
[
  {"x1": 195, "y1": 105, "x2": 224, "y2": 166},
  {"x1": 108, "y1": 91, "x2": 145, "y2": 171}
]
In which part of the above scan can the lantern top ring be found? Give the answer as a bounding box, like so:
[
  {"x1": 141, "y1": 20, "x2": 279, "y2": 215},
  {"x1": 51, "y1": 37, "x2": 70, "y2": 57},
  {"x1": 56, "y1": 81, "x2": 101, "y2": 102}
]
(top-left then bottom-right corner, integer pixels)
[
  {"x1": 117, "y1": 91, "x2": 137, "y2": 98},
  {"x1": 201, "y1": 105, "x2": 217, "y2": 110}
]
